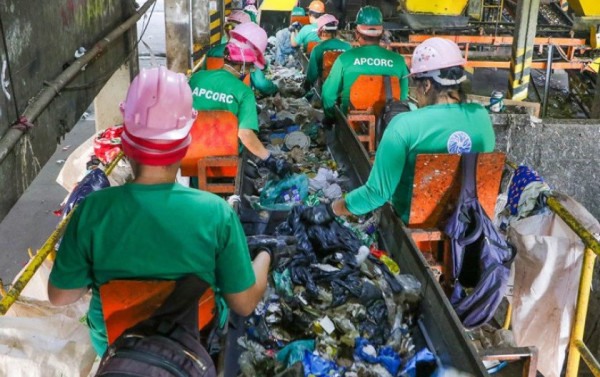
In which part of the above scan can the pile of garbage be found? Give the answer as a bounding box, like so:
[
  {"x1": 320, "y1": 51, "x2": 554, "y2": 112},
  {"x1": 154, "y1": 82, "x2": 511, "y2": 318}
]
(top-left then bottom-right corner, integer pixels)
[{"x1": 233, "y1": 66, "x2": 438, "y2": 376}]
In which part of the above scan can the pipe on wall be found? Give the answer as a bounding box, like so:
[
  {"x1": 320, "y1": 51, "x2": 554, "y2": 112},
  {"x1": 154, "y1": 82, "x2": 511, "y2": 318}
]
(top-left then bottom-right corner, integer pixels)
[{"x1": 0, "y1": 0, "x2": 157, "y2": 165}]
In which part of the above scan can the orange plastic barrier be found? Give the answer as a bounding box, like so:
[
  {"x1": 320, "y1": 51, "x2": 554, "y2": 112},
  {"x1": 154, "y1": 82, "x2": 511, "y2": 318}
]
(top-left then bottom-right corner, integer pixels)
[
  {"x1": 349, "y1": 75, "x2": 401, "y2": 115},
  {"x1": 347, "y1": 75, "x2": 401, "y2": 152},
  {"x1": 100, "y1": 280, "x2": 215, "y2": 345},
  {"x1": 321, "y1": 50, "x2": 343, "y2": 81},
  {"x1": 306, "y1": 41, "x2": 318, "y2": 55},
  {"x1": 290, "y1": 15, "x2": 310, "y2": 25},
  {"x1": 181, "y1": 111, "x2": 239, "y2": 177}
]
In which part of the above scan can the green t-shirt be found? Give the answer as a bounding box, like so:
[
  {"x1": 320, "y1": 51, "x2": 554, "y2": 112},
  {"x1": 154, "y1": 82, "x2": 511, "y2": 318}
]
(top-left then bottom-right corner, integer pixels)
[
  {"x1": 49, "y1": 183, "x2": 254, "y2": 355},
  {"x1": 345, "y1": 103, "x2": 496, "y2": 222},
  {"x1": 306, "y1": 38, "x2": 351, "y2": 85},
  {"x1": 294, "y1": 23, "x2": 320, "y2": 50},
  {"x1": 188, "y1": 69, "x2": 259, "y2": 131},
  {"x1": 201, "y1": 43, "x2": 278, "y2": 96},
  {"x1": 321, "y1": 45, "x2": 410, "y2": 118}
]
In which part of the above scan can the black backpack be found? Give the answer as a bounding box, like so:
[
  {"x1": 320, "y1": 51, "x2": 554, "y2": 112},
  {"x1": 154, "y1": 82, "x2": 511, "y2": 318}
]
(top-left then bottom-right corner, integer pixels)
[
  {"x1": 95, "y1": 275, "x2": 217, "y2": 377},
  {"x1": 444, "y1": 153, "x2": 515, "y2": 328},
  {"x1": 375, "y1": 76, "x2": 411, "y2": 148}
]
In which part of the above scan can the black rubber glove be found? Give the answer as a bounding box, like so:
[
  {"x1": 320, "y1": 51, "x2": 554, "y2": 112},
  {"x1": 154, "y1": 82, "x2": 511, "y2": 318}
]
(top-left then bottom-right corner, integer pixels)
[
  {"x1": 300, "y1": 203, "x2": 336, "y2": 225},
  {"x1": 262, "y1": 154, "x2": 292, "y2": 178},
  {"x1": 288, "y1": 22, "x2": 302, "y2": 32},
  {"x1": 322, "y1": 117, "x2": 335, "y2": 129},
  {"x1": 247, "y1": 235, "x2": 296, "y2": 269}
]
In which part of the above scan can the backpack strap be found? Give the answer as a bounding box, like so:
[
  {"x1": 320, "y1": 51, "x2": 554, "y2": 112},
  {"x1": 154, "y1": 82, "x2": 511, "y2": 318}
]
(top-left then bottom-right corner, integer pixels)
[
  {"x1": 383, "y1": 75, "x2": 393, "y2": 106},
  {"x1": 458, "y1": 152, "x2": 479, "y2": 201}
]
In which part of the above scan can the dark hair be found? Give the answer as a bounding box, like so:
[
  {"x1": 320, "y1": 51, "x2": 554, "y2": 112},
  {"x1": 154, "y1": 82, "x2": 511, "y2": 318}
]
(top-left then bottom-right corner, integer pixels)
[
  {"x1": 320, "y1": 22, "x2": 338, "y2": 37},
  {"x1": 309, "y1": 10, "x2": 323, "y2": 17},
  {"x1": 414, "y1": 66, "x2": 467, "y2": 104}
]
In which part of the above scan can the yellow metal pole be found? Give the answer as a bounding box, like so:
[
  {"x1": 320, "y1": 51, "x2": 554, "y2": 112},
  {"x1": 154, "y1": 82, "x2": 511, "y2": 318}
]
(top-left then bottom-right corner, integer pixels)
[
  {"x1": 565, "y1": 248, "x2": 597, "y2": 377},
  {"x1": 547, "y1": 197, "x2": 600, "y2": 257},
  {"x1": 0, "y1": 211, "x2": 75, "y2": 315},
  {"x1": 503, "y1": 301, "x2": 512, "y2": 330},
  {"x1": 575, "y1": 339, "x2": 600, "y2": 376},
  {"x1": 0, "y1": 152, "x2": 124, "y2": 315}
]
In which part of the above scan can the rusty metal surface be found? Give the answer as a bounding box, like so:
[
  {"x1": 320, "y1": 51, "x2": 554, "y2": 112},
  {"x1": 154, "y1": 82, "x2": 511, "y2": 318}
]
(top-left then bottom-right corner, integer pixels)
[
  {"x1": 165, "y1": 0, "x2": 193, "y2": 72},
  {"x1": 409, "y1": 153, "x2": 506, "y2": 229}
]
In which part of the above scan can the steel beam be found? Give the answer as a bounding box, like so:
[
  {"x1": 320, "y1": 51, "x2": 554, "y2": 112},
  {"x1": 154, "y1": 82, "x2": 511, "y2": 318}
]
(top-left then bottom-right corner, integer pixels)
[
  {"x1": 508, "y1": 0, "x2": 541, "y2": 101},
  {"x1": 191, "y1": 0, "x2": 212, "y2": 66},
  {"x1": 165, "y1": 0, "x2": 192, "y2": 73}
]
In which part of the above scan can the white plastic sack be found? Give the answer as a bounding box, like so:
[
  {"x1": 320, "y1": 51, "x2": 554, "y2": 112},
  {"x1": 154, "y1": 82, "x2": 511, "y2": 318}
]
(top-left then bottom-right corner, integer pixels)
[
  {"x1": 0, "y1": 259, "x2": 96, "y2": 376},
  {"x1": 508, "y1": 195, "x2": 600, "y2": 377},
  {"x1": 56, "y1": 134, "x2": 132, "y2": 193}
]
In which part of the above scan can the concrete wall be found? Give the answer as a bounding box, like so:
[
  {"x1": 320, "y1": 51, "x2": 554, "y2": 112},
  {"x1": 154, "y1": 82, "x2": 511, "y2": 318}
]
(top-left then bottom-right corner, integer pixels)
[
  {"x1": 0, "y1": 0, "x2": 137, "y2": 221},
  {"x1": 492, "y1": 114, "x2": 600, "y2": 369}
]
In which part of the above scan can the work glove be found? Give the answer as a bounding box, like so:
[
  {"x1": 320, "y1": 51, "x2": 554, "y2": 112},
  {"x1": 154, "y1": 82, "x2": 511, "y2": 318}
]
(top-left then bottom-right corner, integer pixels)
[
  {"x1": 247, "y1": 235, "x2": 296, "y2": 269},
  {"x1": 300, "y1": 203, "x2": 336, "y2": 225},
  {"x1": 288, "y1": 22, "x2": 302, "y2": 32},
  {"x1": 262, "y1": 153, "x2": 293, "y2": 178}
]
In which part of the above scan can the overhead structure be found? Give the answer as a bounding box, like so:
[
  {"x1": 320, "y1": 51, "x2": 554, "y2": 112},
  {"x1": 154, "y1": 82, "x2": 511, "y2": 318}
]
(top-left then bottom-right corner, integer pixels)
[
  {"x1": 398, "y1": 0, "x2": 468, "y2": 16},
  {"x1": 508, "y1": 0, "x2": 541, "y2": 101}
]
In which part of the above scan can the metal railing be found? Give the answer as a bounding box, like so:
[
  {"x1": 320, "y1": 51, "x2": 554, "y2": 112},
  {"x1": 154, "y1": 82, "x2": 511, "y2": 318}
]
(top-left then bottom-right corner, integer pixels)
[{"x1": 505, "y1": 161, "x2": 600, "y2": 376}]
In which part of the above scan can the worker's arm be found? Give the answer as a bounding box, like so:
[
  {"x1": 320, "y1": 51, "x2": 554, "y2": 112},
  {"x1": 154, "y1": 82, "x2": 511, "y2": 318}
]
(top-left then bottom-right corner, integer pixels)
[
  {"x1": 238, "y1": 129, "x2": 269, "y2": 160},
  {"x1": 223, "y1": 251, "x2": 270, "y2": 316},
  {"x1": 321, "y1": 57, "x2": 344, "y2": 119},
  {"x1": 399, "y1": 57, "x2": 409, "y2": 101},
  {"x1": 344, "y1": 124, "x2": 409, "y2": 215},
  {"x1": 48, "y1": 285, "x2": 88, "y2": 306},
  {"x1": 216, "y1": 207, "x2": 269, "y2": 317},
  {"x1": 47, "y1": 205, "x2": 92, "y2": 306},
  {"x1": 305, "y1": 48, "x2": 320, "y2": 85},
  {"x1": 290, "y1": 30, "x2": 300, "y2": 48},
  {"x1": 237, "y1": 88, "x2": 270, "y2": 160},
  {"x1": 251, "y1": 69, "x2": 278, "y2": 96}
]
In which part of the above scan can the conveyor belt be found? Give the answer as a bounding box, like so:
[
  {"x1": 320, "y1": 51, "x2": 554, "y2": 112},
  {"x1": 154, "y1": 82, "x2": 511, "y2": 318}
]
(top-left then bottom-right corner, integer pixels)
[{"x1": 219, "y1": 52, "x2": 488, "y2": 374}]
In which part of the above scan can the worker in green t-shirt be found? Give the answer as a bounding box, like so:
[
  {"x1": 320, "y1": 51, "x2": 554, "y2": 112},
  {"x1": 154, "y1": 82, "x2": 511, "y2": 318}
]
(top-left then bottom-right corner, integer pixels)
[
  {"x1": 202, "y1": 42, "x2": 278, "y2": 96},
  {"x1": 305, "y1": 14, "x2": 351, "y2": 86},
  {"x1": 321, "y1": 6, "x2": 409, "y2": 121},
  {"x1": 301, "y1": 38, "x2": 496, "y2": 224},
  {"x1": 47, "y1": 67, "x2": 275, "y2": 356},
  {"x1": 290, "y1": 0, "x2": 325, "y2": 51},
  {"x1": 189, "y1": 23, "x2": 290, "y2": 175}
]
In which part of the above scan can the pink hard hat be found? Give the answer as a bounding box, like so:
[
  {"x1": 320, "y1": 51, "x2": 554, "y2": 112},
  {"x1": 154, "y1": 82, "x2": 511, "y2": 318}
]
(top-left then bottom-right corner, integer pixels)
[
  {"x1": 225, "y1": 40, "x2": 263, "y2": 69},
  {"x1": 246, "y1": 0, "x2": 256, "y2": 5},
  {"x1": 230, "y1": 22, "x2": 268, "y2": 54},
  {"x1": 317, "y1": 14, "x2": 339, "y2": 33},
  {"x1": 227, "y1": 10, "x2": 251, "y2": 24},
  {"x1": 120, "y1": 66, "x2": 197, "y2": 141},
  {"x1": 410, "y1": 37, "x2": 467, "y2": 76}
]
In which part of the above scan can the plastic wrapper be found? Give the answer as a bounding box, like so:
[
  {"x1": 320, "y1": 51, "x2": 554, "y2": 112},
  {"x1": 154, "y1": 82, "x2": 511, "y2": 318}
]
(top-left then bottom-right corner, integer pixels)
[
  {"x1": 401, "y1": 348, "x2": 437, "y2": 377},
  {"x1": 60, "y1": 168, "x2": 110, "y2": 218},
  {"x1": 302, "y1": 351, "x2": 344, "y2": 377},
  {"x1": 276, "y1": 339, "x2": 315, "y2": 367},
  {"x1": 93, "y1": 125, "x2": 124, "y2": 164},
  {"x1": 260, "y1": 174, "x2": 309, "y2": 211},
  {"x1": 354, "y1": 337, "x2": 402, "y2": 375}
]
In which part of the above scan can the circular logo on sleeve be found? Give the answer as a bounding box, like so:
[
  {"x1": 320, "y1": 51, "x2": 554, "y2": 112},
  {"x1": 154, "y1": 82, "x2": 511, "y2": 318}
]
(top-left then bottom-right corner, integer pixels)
[{"x1": 447, "y1": 131, "x2": 472, "y2": 154}]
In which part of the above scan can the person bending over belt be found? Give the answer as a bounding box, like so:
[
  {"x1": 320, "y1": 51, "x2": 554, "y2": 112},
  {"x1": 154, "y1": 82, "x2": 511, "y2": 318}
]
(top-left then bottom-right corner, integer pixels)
[
  {"x1": 321, "y1": 6, "x2": 409, "y2": 123},
  {"x1": 203, "y1": 23, "x2": 278, "y2": 96},
  {"x1": 48, "y1": 67, "x2": 274, "y2": 356},
  {"x1": 303, "y1": 38, "x2": 496, "y2": 224},
  {"x1": 290, "y1": 0, "x2": 325, "y2": 51},
  {"x1": 189, "y1": 23, "x2": 291, "y2": 176},
  {"x1": 305, "y1": 14, "x2": 351, "y2": 86}
]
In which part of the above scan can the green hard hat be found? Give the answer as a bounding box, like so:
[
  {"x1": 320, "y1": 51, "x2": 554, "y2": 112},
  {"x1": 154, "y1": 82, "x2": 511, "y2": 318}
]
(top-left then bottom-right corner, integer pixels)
[
  {"x1": 292, "y1": 6, "x2": 306, "y2": 16},
  {"x1": 355, "y1": 6, "x2": 383, "y2": 26}
]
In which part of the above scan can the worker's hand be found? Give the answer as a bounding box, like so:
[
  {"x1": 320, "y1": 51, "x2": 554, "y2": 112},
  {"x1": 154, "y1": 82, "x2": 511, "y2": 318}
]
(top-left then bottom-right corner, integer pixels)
[
  {"x1": 247, "y1": 235, "x2": 296, "y2": 269},
  {"x1": 288, "y1": 22, "x2": 302, "y2": 32},
  {"x1": 262, "y1": 154, "x2": 293, "y2": 178},
  {"x1": 300, "y1": 203, "x2": 336, "y2": 225}
]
